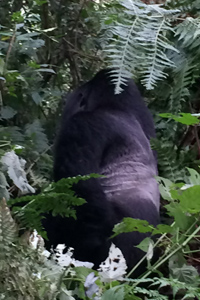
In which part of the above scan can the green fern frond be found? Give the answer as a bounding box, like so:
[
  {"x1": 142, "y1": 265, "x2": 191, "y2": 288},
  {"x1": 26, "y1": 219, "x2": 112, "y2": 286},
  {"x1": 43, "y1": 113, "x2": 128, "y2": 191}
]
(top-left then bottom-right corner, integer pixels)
[
  {"x1": 175, "y1": 17, "x2": 200, "y2": 50},
  {"x1": 165, "y1": 0, "x2": 198, "y2": 13},
  {"x1": 29, "y1": 169, "x2": 48, "y2": 187},
  {"x1": 0, "y1": 199, "x2": 55, "y2": 299},
  {"x1": 104, "y1": 0, "x2": 179, "y2": 92},
  {"x1": 151, "y1": 139, "x2": 186, "y2": 182},
  {"x1": 0, "y1": 198, "x2": 17, "y2": 248},
  {"x1": 139, "y1": 18, "x2": 177, "y2": 90},
  {"x1": 9, "y1": 176, "x2": 93, "y2": 235},
  {"x1": 0, "y1": 171, "x2": 10, "y2": 200},
  {"x1": 167, "y1": 52, "x2": 197, "y2": 113},
  {"x1": 25, "y1": 119, "x2": 49, "y2": 153},
  {"x1": 0, "y1": 126, "x2": 24, "y2": 144}
]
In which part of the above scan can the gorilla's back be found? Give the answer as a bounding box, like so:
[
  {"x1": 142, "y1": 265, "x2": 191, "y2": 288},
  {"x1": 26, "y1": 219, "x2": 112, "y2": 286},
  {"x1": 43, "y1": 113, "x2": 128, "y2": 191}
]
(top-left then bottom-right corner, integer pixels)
[
  {"x1": 98, "y1": 110, "x2": 159, "y2": 212},
  {"x1": 48, "y1": 69, "x2": 160, "y2": 273}
]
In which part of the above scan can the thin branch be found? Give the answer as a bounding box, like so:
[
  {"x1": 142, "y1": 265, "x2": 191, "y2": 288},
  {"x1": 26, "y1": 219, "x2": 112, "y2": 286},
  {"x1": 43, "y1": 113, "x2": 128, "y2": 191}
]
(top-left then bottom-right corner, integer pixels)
[{"x1": 4, "y1": 28, "x2": 16, "y2": 72}]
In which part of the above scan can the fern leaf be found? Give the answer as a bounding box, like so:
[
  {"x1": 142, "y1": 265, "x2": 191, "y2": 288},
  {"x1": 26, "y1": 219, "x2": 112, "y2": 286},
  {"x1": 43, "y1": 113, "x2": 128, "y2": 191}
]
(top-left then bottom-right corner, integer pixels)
[
  {"x1": 25, "y1": 119, "x2": 49, "y2": 153},
  {"x1": 104, "y1": 0, "x2": 179, "y2": 92},
  {"x1": 175, "y1": 17, "x2": 200, "y2": 50},
  {"x1": 166, "y1": 0, "x2": 198, "y2": 13},
  {"x1": 0, "y1": 126, "x2": 24, "y2": 144},
  {"x1": 151, "y1": 139, "x2": 187, "y2": 182},
  {"x1": 0, "y1": 198, "x2": 17, "y2": 247}
]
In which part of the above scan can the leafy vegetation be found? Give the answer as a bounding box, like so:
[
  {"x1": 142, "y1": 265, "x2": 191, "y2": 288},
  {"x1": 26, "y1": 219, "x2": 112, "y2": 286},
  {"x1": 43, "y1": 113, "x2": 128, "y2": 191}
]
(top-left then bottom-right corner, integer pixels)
[{"x1": 0, "y1": 0, "x2": 200, "y2": 299}]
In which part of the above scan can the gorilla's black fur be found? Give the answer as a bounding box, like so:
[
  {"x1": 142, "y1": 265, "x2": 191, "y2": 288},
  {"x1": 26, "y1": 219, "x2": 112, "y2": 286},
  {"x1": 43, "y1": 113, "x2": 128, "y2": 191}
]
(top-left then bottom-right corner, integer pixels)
[{"x1": 44, "y1": 69, "x2": 160, "y2": 273}]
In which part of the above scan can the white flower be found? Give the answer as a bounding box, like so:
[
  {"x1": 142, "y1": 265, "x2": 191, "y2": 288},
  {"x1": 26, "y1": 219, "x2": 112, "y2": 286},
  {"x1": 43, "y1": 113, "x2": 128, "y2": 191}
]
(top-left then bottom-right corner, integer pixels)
[
  {"x1": 147, "y1": 240, "x2": 154, "y2": 261},
  {"x1": 52, "y1": 245, "x2": 73, "y2": 268},
  {"x1": 1, "y1": 150, "x2": 35, "y2": 194},
  {"x1": 29, "y1": 230, "x2": 44, "y2": 250},
  {"x1": 51, "y1": 244, "x2": 94, "y2": 269},
  {"x1": 32, "y1": 272, "x2": 42, "y2": 279},
  {"x1": 98, "y1": 243, "x2": 127, "y2": 283},
  {"x1": 42, "y1": 249, "x2": 51, "y2": 258},
  {"x1": 84, "y1": 272, "x2": 99, "y2": 299},
  {"x1": 72, "y1": 260, "x2": 94, "y2": 268},
  {"x1": 180, "y1": 184, "x2": 193, "y2": 190}
]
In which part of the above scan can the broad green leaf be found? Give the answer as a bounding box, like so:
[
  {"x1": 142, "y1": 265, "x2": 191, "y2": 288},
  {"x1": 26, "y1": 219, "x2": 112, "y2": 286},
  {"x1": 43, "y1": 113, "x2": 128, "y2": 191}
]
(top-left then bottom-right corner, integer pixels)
[
  {"x1": 0, "y1": 32, "x2": 13, "y2": 37},
  {"x1": 187, "y1": 168, "x2": 200, "y2": 185},
  {"x1": 37, "y1": 68, "x2": 56, "y2": 74},
  {"x1": 165, "y1": 202, "x2": 192, "y2": 230},
  {"x1": 0, "y1": 58, "x2": 5, "y2": 74},
  {"x1": 136, "y1": 237, "x2": 152, "y2": 253},
  {"x1": 42, "y1": 27, "x2": 57, "y2": 32},
  {"x1": 28, "y1": 61, "x2": 40, "y2": 69},
  {"x1": 102, "y1": 287, "x2": 124, "y2": 300},
  {"x1": 159, "y1": 113, "x2": 199, "y2": 125},
  {"x1": 31, "y1": 91, "x2": 43, "y2": 104},
  {"x1": 16, "y1": 32, "x2": 40, "y2": 40},
  {"x1": 171, "y1": 264, "x2": 198, "y2": 284},
  {"x1": 35, "y1": 0, "x2": 47, "y2": 5},
  {"x1": 11, "y1": 11, "x2": 24, "y2": 22},
  {"x1": 16, "y1": 23, "x2": 24, "y2": 30},
  {"x1": 156, "y1": 176, "x2": 174, "y2": 201},
  {"x1": 0, "y1": 106, "x2": 17, "y2": 120},
  {"x1": 152, "y1": 224, "x2": 173, "y2": 235},
  {"x1": 112, "y1": 218, "x2": 153, "y2": 237},
  {"x1": 178, "y1": 186, "x2": 200, "y2": 213}
]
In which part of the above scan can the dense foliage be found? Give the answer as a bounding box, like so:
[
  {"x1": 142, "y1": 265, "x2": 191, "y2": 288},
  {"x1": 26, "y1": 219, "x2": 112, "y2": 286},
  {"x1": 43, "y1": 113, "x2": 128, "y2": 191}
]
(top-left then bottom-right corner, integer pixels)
[{"x1": 1, "y1": 0, "x2": 200, "y2": 299}]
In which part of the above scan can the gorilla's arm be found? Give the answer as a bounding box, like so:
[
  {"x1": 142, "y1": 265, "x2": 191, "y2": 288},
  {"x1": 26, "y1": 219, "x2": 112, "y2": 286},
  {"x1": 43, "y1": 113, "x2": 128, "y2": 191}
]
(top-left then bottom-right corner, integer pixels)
[
  {"x1": 52, "y1": 111, "x2": 115, "y2": 265},
  {"x1": 54, "y1": 110, "x2": 113, "y2": 224},
  {"x1": 54, "y1": 112, "x2": 107, "y2": 180}
]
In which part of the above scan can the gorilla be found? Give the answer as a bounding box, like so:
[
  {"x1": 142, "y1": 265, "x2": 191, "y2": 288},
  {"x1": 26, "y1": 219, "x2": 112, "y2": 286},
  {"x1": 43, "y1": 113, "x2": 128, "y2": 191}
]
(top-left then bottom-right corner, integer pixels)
[{"x1": 44, "y1": 69, "x2": 160, "y2": 274}]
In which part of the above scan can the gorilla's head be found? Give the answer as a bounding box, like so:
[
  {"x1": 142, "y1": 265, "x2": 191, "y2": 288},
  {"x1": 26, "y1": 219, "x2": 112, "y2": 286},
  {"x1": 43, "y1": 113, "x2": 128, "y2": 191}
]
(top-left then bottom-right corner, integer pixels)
[{"x1": 63, "y1": 69, "x2": 141, "y2": 119}]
